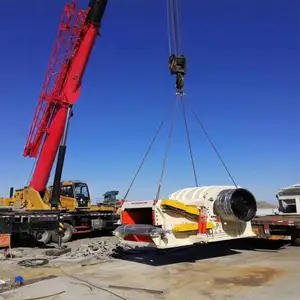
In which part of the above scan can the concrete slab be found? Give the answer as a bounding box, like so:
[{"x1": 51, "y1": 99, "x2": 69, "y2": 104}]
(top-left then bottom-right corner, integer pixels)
[
  {"x1": 1, "y1": 239, "x2": 300, "y2": 300},
  {"x1": 1, "y1": 276, "x2": 160, "y2": 300}
]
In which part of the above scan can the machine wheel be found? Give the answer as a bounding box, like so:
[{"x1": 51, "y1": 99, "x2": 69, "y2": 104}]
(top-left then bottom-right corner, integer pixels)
[
  {"x1": 52, "y1": 223, "x2": 74, "y2": 243},
  {"x1": 35, "y1": 230, "x2": 52, "y2": 244}
]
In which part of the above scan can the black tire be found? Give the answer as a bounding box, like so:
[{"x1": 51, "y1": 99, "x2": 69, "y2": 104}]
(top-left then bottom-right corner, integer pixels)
[
  {"x1": 52, "y1": 223, "x2": 74, "y2": 243},
  {"x1": 35, "y1": 230, "x2": 52, "y2": 244},
  {"x1": 18, "y1": 258, "x2": 49, "y2": 268},
  {"x1": 291, "y1": 237, "x2": 300, "y2": 246},
  {"x1": 291, "y1": 230, "x2": 300, "y2": 246},
  {"x1": 291, "y1": 238, "x2": 300, "y2": 246}
]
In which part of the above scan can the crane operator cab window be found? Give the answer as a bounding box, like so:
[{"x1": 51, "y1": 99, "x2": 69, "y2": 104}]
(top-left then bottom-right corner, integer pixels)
[
  {"x1": 74, "y1": 182, "x2": 90, "y2": 208},
  {"x1": 60, "y1": 185, "x2": 74, "y2": 198}
]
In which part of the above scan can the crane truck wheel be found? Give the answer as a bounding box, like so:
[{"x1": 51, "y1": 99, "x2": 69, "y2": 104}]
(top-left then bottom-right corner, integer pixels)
[
  {"x1": 52, "y1": 223, "x2": 74, "y2": 243},
  {"x1": 291, "y1": 230, "x2": 300, "y2": 246},
  {"x1": 35, "y1": 230, "x2": 52, "y2": 245}
]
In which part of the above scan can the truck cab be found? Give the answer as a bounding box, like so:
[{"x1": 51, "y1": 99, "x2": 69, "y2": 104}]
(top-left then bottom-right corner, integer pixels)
[{"x1": 277, "y1": 184, "x2": 300, "y2": 214}]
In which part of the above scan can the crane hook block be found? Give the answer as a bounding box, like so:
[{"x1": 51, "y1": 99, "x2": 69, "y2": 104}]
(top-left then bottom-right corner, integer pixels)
[
  {"x1": 169, "y1": 54, "x2": 187, "y2": 77},
  {"x1": 176, "y1": 73, "x2": 184, "y2": 91}
]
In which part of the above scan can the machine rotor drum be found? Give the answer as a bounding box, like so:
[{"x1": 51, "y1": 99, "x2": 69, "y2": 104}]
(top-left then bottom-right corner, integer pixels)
[{"x1": 213, "y1": 188, "x2": 257, "y2": 222}]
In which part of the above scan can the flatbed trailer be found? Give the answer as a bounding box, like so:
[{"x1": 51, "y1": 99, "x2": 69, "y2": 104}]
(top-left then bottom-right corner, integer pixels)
[
  {"x1": 251, "y1": 214, "x2": 300, "y2": 245},
  {"x1": 0, "y1": 207, "x2": 119, "y2": 244},
  {"x1": 251, "y1": 183, "x2": 300, "y2": 246}
]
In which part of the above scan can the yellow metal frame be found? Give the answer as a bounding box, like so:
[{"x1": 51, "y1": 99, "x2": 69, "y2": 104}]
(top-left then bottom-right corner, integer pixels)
[
  {"x1": 160, "y1": 199, "x2": 200, "y2": 216},
  {"x1": 160, "y1": 199, "x2": 214, "y2": 233},
  {"x1": 172, "y1": 222, "x2": 214, "y2": 233}
]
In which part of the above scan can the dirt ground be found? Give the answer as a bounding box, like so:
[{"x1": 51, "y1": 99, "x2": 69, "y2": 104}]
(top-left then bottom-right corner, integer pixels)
[
  {"x1": 0, "y1": 237, "x2": 299, "y2": 299},
  {"x1": 0, "y1": 235, "x2": 118, "y2": 281}
]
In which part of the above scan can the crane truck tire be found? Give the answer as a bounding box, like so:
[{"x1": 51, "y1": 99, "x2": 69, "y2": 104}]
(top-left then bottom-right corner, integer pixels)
[
  {"x1": 52, "y1": 223, "x2": 74, "y2": 243},
  {"x1": 291, "y1": 230, "x2": 300, "y2": 246},
  {"x1": 34, "y1": 230, "x2": 52, "y2": 245}
]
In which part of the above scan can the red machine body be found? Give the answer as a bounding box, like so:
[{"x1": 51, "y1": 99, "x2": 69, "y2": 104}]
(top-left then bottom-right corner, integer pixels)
[{"x1": 23, "y1": 0, "x2": 107, "y2": 193}]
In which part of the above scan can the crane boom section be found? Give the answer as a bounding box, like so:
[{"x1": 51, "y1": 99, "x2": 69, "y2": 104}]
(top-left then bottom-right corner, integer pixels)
[{"x1": 24, "y1": 0, "x2": 107, "y2": 193}]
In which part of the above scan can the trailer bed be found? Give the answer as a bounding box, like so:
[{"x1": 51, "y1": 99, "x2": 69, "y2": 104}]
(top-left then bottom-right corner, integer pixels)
[
  {"x1": 251, "y1": 214, "x2": 300, "y2": 245},
  {"x1": 0, "y1": 207, "x2": 119, "y2": 244},
  {"x1": 252, "y1": 214, "x2": 300, "y2": 226},
  {"x1": 0, "y1": 209, "x2": 60, "y2": 235}
]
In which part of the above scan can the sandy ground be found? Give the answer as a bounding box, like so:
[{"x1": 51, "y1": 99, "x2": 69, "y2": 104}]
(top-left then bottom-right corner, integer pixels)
[{"x1": 0, "y1": 237, "x2": 299, "y2": 299}]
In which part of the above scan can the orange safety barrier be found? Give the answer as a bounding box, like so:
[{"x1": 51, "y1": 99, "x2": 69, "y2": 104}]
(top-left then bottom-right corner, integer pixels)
[
  {"x1": 0, "y1": 234, "x2": 12, "y2": 258},
  {"x1": 0, "y1": 234, "x2": 11, "y2": 248}
]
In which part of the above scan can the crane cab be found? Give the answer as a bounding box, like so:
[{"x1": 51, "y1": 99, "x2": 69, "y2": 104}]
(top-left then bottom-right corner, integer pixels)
[
  {"x1": 0, "y1": 181, "x2": 92, "y2": 211},
  {"x1": 48, "y1": 180, "x2": 91, "y2": 210}
]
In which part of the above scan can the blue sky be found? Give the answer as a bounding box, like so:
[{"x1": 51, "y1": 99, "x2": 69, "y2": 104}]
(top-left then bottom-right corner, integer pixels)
[{"x1": 0, "y1": 0, "x2": 298, "y2": 203}]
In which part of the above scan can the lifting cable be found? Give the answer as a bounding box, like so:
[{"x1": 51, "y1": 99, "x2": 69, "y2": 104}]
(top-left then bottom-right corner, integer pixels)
[
  {"x1": 123, "y1": 0, "x2": 237, "y2": 200},
  {"x1": 185, "y1": 98, "x2": 238, "y2": 188},
  {"x1": 123, "y1": 0, "x2": 198, "y2": 200},
  {"x1": 166, "y1": 0, "x2": 237, "y2": 189},
  {"x1": 166, "y1": 0, "x2": 182, "y2": 56},
  {"x1": 155, "y1": 96, "x2": 179, "y2": 200},
  {"x1": 165, "y1": 0, "x2": 199, "y2": 191},
  {"x1": 122, "y1": 98, "x2": 177, "y2": 200},
  {"x1": 166, "y1": 0, "x2": 186, "y2": 94},
  {"x1": 180, "y1": 95, "x2": 198, "y2": 187},
  {"x1": 155, "y1": 93, "x2": 199, "y2": 200}
]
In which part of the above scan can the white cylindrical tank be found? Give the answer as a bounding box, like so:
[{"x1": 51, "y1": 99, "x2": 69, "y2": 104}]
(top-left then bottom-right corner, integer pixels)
[{"x1": 169, "y1": 185, "x2": 257, "y2": 222}]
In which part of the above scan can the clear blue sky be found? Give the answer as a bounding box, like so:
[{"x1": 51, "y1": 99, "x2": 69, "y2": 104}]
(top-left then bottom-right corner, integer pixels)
[{"x1": 0, "y1": 0, "x2": 299, "y2": 203}]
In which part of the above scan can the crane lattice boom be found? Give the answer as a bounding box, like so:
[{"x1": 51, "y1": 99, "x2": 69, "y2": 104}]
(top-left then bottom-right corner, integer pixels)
[{"x1": 24, "y1": 0, "x2": 107, "y2": 193}]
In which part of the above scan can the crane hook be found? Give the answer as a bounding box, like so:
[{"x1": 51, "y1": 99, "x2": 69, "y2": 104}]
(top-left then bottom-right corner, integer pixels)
[{"x1": 168, "y1": 54, "x2": 187, "y2": 94}]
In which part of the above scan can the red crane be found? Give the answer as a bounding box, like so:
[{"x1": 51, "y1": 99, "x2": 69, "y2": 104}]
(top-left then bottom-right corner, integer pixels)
[{"x1": 23, "y1": 0, "x2": 107, "y2": 205}]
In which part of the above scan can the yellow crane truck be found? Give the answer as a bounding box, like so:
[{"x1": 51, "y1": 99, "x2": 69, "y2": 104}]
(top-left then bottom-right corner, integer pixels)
[
  {"x1": 0, "y1": 180, "x2": 119, "y2": 244},
  {"x1": 0, "y1": 0, "x2": 120, "y2": 244}
]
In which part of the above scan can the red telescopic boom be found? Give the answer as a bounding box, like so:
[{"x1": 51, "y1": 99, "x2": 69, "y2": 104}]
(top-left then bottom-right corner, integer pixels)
[{"x1": 23, "y1": 0, "x2": 107, "y2": 194}]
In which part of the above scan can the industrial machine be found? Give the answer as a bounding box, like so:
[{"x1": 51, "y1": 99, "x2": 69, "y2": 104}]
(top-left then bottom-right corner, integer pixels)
[
  {"x1": 113, "y1": 1, "x2": 258, "y2": 249},
  {"x1": 102, "y1": 191, "x2": 120, "y2": 205},
  {"x1": 114, "y1": 186, "x2": 258, "y2": 248},
  {"x1": 0, "y1": 0, "x2": 118, "y2": 244}
]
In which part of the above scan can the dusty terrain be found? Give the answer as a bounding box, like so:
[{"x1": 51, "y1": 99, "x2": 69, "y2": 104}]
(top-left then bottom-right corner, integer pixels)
[{"x1": 0, "y1": 236, "x2": 299, "y2": 299}]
